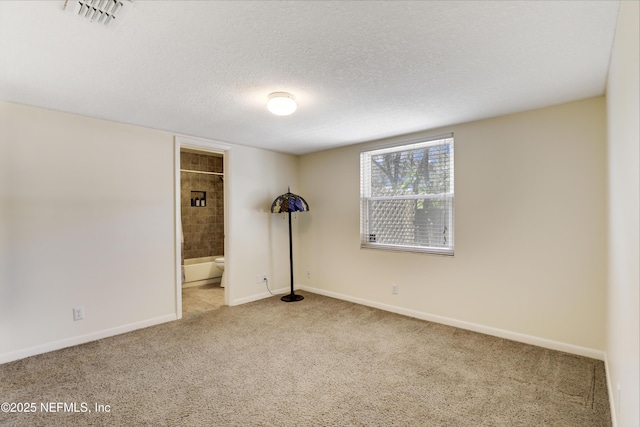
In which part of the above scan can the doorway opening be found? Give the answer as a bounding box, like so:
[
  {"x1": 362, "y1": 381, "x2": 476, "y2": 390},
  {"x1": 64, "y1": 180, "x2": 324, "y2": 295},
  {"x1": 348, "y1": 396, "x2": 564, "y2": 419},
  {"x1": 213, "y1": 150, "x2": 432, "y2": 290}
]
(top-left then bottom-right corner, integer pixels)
[{"x1": 174, "y1": 136, "x2": 231, "y2": 319}]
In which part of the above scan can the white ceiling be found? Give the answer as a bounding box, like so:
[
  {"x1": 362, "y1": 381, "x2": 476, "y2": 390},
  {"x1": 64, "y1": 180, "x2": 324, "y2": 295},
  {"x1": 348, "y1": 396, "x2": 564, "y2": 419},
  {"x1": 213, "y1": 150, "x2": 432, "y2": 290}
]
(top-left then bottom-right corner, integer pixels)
[{"x1": 0, "y1": 1, "x2": 620, "y2": 155}]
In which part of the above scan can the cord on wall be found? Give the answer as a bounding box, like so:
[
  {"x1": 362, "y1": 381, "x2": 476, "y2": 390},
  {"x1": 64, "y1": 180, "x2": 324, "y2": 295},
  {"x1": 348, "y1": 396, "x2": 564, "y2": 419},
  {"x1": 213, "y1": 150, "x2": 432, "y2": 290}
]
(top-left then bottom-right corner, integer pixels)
[{"x1": 264, "y1": 277, "x2": 274, "y2": 296}]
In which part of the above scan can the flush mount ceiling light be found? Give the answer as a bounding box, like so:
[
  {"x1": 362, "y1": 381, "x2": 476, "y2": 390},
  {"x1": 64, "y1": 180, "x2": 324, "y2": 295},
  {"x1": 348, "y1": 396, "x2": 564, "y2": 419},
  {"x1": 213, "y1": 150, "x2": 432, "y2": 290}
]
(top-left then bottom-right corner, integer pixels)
[
  {"x1": 63, "y1": 0, "x2": 132, "y2": 25},
  {"x1": 267, "y1": 92, "x2": 297, "y2": 116}
]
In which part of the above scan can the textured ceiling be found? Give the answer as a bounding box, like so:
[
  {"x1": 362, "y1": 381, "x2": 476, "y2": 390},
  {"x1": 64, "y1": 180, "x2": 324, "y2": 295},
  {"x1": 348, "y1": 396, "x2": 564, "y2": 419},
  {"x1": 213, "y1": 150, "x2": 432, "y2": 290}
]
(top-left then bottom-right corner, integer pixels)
[{"x1": 0, "y1": 1, "x2": 620, "y2": 155}]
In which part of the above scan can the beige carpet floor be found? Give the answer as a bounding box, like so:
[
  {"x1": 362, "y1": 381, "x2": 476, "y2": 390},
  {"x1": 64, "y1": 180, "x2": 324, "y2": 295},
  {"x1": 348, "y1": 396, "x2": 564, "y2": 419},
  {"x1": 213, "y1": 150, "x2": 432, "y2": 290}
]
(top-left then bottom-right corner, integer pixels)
[{"x1": 0, "y1": 292, "x2": 611, "y2": 426}]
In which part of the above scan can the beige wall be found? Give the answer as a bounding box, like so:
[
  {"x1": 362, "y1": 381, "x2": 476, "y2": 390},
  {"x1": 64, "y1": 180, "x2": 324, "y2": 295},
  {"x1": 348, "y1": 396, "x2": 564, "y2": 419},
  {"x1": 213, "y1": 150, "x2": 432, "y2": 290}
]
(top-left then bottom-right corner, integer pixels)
[
  {"x1": 0, "y1": 102, "x2": 176, "y2": 360},
  {"x1": 299, "y1": 97, "x2": 607, "y2": 356},
  {"x1": 0, "y1": 102, "x2": 299, "y2": 362},
  {"x1": 605, "y1": 1, "x2": 640, "y2": 426},
  {"x1": 226, "y1": 144, "x2": 300, "y2": 303}
]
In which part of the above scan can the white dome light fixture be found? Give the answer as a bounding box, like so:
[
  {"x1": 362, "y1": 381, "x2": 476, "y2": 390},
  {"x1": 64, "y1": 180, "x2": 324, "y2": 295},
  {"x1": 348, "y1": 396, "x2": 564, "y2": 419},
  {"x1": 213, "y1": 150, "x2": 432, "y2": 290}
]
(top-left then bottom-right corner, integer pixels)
[{"x1": 267, "y1": 92, "x2": 297, "y2": 116}]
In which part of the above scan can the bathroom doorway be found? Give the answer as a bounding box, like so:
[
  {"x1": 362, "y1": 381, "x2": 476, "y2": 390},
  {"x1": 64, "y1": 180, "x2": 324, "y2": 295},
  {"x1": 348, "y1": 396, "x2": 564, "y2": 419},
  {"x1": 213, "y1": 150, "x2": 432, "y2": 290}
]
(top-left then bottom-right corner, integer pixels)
[{"x1": 174, "y1": 136, "x2": 231, "y2": 319}]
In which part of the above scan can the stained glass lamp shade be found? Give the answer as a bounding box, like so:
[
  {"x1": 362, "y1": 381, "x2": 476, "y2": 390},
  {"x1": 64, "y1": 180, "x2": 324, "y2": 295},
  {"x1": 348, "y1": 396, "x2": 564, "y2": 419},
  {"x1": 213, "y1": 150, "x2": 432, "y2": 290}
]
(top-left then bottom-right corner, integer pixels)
[{"x1": 270, "y1": 187, "x2": 309, "y2": 302}]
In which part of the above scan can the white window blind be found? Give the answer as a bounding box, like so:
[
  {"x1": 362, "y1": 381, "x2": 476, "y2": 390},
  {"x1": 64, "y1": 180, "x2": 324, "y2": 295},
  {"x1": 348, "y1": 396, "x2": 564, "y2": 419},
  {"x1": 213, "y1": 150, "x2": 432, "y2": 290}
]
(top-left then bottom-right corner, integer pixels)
[{"x1": 360, "y1": 134, "x2": 454, "y2": 255}]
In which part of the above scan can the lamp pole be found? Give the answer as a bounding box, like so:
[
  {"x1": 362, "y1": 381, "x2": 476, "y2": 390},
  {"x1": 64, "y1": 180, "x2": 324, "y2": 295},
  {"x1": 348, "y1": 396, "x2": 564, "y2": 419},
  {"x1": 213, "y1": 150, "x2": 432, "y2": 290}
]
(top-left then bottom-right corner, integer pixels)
[{"x1": 282, "y1": 210, "x2": 303, "y2": 302}]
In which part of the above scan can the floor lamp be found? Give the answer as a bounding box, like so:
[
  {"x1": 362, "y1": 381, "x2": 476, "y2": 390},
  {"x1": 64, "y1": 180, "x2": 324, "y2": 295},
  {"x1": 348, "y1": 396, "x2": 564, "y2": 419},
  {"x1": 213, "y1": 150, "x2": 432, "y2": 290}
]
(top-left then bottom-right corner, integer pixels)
[{"x1": 270, "y1": 187, "x2": 309, "y2": 302}]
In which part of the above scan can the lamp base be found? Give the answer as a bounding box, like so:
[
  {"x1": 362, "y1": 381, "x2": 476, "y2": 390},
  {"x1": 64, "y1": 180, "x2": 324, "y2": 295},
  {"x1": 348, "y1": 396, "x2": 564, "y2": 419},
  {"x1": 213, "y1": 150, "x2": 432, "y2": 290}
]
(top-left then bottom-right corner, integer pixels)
[{"x1": 280, "y1": 293, "x2": 304, "y2": 302}]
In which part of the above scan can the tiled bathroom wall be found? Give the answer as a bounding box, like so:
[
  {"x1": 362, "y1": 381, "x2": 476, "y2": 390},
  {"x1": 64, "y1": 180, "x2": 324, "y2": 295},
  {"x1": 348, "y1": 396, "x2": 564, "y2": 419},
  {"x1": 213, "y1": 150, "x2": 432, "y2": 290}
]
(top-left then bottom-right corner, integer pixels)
[{"x1": 180, "y1": 151, "x2": 224, "y2": 260}]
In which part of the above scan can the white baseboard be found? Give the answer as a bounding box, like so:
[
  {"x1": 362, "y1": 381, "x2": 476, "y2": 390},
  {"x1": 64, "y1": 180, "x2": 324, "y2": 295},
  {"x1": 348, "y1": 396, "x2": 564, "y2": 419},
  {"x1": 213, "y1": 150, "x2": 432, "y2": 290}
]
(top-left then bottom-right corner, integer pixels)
[
  {"x1": 229, "y1": 287, "x2": 289, "y2": 306},
  {"x1": 0, "y1": 314, "x2": 177, "y2": 365},
  {"x1": 604, "y1": 353, "x2": 618, "y2": 427},
  {"x1": 299, "y1": 285, "x2": 605, "y2": 361}
]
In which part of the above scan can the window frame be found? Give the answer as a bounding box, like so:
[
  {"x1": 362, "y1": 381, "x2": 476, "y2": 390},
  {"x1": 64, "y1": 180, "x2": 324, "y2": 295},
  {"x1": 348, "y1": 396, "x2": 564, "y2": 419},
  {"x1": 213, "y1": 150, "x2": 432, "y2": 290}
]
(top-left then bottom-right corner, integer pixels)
[{"x1": 360, "y1": 134, "x2": 455, "y2": 256}]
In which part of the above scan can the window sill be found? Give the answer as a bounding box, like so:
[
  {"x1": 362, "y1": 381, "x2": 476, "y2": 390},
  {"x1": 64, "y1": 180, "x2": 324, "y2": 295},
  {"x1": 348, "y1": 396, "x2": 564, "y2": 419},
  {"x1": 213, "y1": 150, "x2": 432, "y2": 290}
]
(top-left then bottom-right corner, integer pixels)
[{"x1": 360, "y1": 243, "x2": 454, "y2": 256}]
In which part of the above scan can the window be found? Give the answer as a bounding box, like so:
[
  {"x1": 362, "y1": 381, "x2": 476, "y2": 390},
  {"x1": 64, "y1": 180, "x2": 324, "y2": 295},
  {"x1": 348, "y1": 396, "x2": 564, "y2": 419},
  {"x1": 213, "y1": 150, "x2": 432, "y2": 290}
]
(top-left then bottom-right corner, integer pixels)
[{"x1": 360, "y1": 134, "x2": 454, "y2": 255}]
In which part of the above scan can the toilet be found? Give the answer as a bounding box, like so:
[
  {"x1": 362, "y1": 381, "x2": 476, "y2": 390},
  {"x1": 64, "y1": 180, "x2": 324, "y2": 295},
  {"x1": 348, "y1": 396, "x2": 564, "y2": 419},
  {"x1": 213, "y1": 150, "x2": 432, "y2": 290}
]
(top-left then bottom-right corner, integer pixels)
[{"x1": 214, "y1": 257, "x2": 225, "y2": 287}]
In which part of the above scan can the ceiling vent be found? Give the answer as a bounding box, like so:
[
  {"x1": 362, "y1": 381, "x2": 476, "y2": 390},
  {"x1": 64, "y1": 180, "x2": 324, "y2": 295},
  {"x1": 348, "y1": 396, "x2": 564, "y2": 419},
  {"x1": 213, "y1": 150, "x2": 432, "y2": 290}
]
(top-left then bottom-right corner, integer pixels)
[{"x1": 63, "y1": 0, "x2": 132, "y2": 26}]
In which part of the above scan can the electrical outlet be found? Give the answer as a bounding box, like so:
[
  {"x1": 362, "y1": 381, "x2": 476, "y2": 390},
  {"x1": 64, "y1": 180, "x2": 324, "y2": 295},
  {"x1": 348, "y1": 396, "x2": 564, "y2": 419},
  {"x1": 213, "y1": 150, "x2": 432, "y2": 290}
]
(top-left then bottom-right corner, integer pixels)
[
  {"x1": 391, "y1": 283, "x2": 398, "y2": 295},
  {"x1": 306, "y1": 270, "x2": 311, "y2": 279},
  {"x1": 73, "y1": 306, "x2": 84, "y2": 321},
  {"x1": 257, "y1": 274, "x2": 267, "y2": 284}
]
